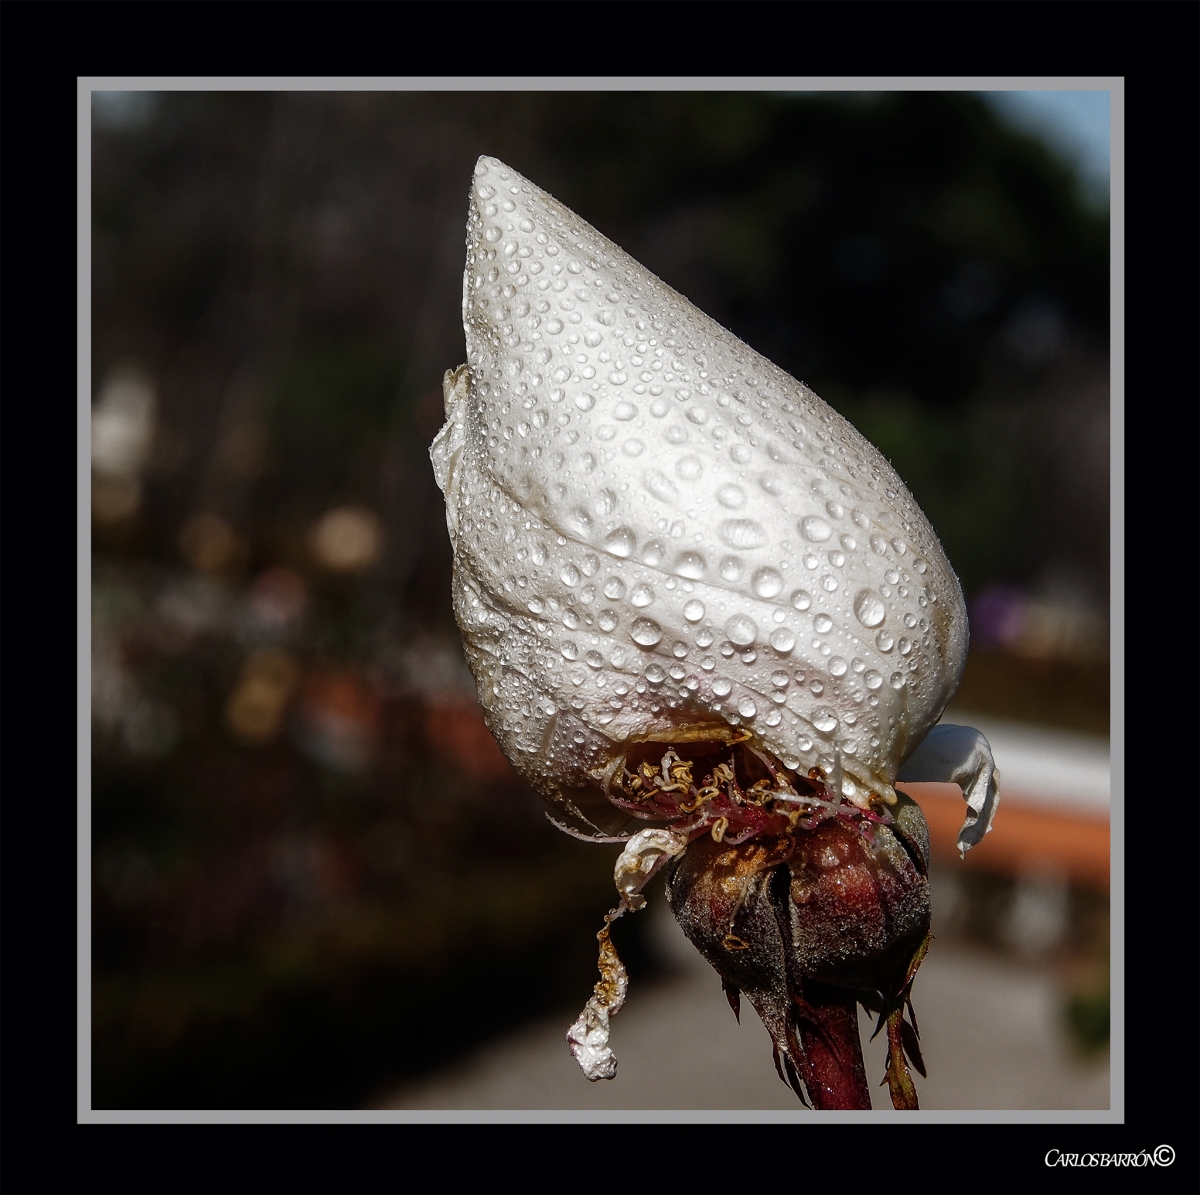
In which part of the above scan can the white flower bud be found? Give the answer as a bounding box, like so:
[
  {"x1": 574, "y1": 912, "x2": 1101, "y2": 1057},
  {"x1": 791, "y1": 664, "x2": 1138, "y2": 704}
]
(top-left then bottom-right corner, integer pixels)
[{"x1": 432, "y1": 155, "x2": 978, "y2": 834}]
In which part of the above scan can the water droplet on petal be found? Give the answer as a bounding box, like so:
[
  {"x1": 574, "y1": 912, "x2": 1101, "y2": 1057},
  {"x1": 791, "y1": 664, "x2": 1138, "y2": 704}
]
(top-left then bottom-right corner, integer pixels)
[
  {"x1": 769, "y1": 627, "x2": 795, "y2": 654},
  {"x1": 641, "y1": 540, "x2": 666, "y2": 566},
  {"x1": 673, "y1": 552, "x2": 706, "y2": 579},
  {"x1": 712, "y1": 677, "x2": 732, "y2": 697},
  {"x1": 829, "y1": 657, "x2": 848, "y2": 676},
  {"x1": 864, "y1": 670, "x2": 883, "y2": 690},
  {"x1": 676, "y1": 455, "x2": 703, "y2": 480},
  {"x1": 725, "y1": 614, "x2": 758, "y2": 646},
  {"x1": 791, "y1": 589, "x2": 812, "y2": 611},
  {"x1": 614, "y1": 401, "x2": 637, "y2": 420},
  {"x1": 645, "y1": 663, "x2": 666, "y2": 683},
  {"x1": 720, "y1": 556, "x2": 744, "y2": 582},
  {"x1": 683, "y1": 599, "x2": 706, "y2": 622},
  {"x1": 717, "y1": 484, "x2": 746, "y2": 509},
  {"x1": 752, "y1": 567, "x2": 783, "y2": 598},
  {"x1": 604, "y1": 527, "x2": 636, "y2": 558},
  {"x1": 812, "y1": 709, "x2": 838, "y2": 733},
  {"x1": 875, "y1": 630, "x2": 894, "y2": 651},
  {"x1": 889, "y1": 672, "x2": 906, "y2": 689},
  {"x1": 813, "y1": 613, "x2": 833, "y2": 633},
  {"x1": 604, "y1": 577, "x2": 625, "y2": 600},
  {"x1": 560, "y1": 564, "x2": 580, "y2": 586},
  {"x1": 575, "y1": 393, "x2": 595, "y2": 412},
  {"x1": 598, "y1": 609, "x2": 618, "y2": 632},
  {"x1": 630, "y1": 618, "x2": 663, "y2": 647},
  {"x1": 870, "y1": 535, "x2": 889, "y2": 555},
  {"x1": 630, "y1": 583, "x2": 654, "y2": 608},
  {"x1": 765, "y1": 709, "x2": 782, "y2": 727},
  {"x1": 719, "y1": 520, "x2": 767, "y2": 550},
  {"x1": 738, "y1": 697, "x2": 757, "y2": 718},
  {"x1": 854, "y1": 589, "x2": 886, "y2": 628},
  {"x1": 800, "y1": 516, "x2": 833, "y2": 542},
  {"x1": 561, "y1": 641, "x2": 579, "y2": 660}
]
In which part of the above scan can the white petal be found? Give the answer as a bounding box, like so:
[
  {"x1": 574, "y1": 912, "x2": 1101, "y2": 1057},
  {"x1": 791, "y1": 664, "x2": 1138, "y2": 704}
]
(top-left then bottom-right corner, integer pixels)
[{"x1": 432, "y1": 156, "x2": 968, "y2": 815}]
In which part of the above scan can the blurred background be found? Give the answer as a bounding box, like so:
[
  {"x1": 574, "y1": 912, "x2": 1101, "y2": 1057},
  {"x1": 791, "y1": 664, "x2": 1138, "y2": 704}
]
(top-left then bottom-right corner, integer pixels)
[{"x1": 90, "y1": 89, "x2": 1111, "y2": 1110}]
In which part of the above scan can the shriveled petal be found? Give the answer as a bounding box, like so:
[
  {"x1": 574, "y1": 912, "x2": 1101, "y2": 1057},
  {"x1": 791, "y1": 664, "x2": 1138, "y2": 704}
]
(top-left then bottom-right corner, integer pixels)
[{"x1": 895, "y1": 723, "x2": 1001, "y2": 854}]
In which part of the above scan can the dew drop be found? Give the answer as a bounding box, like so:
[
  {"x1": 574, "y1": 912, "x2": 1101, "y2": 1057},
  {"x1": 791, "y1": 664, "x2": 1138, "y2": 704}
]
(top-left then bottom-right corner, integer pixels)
[
  {"x1": 630, "y1": 583, "x2": 654, "y2": 608},
  {"x1": 826, "y1": 501, "x2": 844, "y2": 519},
  {"x1": 614, "y1": 401, "x2": 638, "y2": 421},
  {"x1": 812, "y1": 709, "x2": 838, "y2": 733},
  {"x1": 716, "y1": 484, "x2": 746, "y2": 509},
  {"x1": 561, "y1": 641, "x2": 579, "y2": 660},
  {"x1": 598, "y1": 609, "x2": 618, "y2": 632},
  {"x1": 864, "y1": 670, "x2": 883, "y2": 690},
  {"x1": 585, "y1": 650, "x2": 604, "y2": 669},
  {"x1": 752, "y1": 567, "x2": 784, "y2": 599},
  {"x1": 738, "y1": 697, "x2": 758, "y2": 719},
  {"x1": 800, "y1": 516, "x2": 833, "y2": 542},
  {"x1": 769, "y1": 627, "x2": 796, "y2": 654},
  {"x1": 696, "y1": 629, "x2": 714, "y2": 648},
  {"x1": 720, "y1": 556, "x2": 744, "y2": 582},
  {"x1": 641, "y1": 539, "x2": 666, "y2": 566},
  {"x1": 853, "y1": 589, "x2": 887, "y2": 628},
  {"x1": 623, "y1": 439, "x2": 644, "y2": 456},
  {"x1": 875, "y1": 630, "x2": 894, "y2": 652},
  {"x1": 683, "y1": 599, "x2": 705, "y2": 622},
  {"x1": 725, "y1": 614, "x2": 758, "y2": 646},
  {"x1": 645, "y1": 663, "x2": 666, "y2": 683},
  {"x1": 563, "y1": 610, "x2": 580, "y2": 630},
  {"x1": 630, "y1": 618, "x2": 663, "y2": 647},
  {"x1": 870, "y1": 535, "x2": 888, "y2": 555},
  {"x1": 813, "y1": 613, "x2": 833, "y2": 634},
  {"x1": 560, "y1": 564, "x2": 580, "y2": 587},
  {"x1": 821, "y1": 575, "x2": 839, "y2": 593},
  {"x1": 674, "y1": 552, "x2": 706, "y2": 579},
  {"x1": 712, "y1": 678, "x2": 733, "y2": 697},
  {"x1": 643, "y1": 470, "x2": 679, "y2": 502},
  {"x1": 719, "y1": 519, "x2": 767, "y2": 550},
  {"x1": 889, "y1": 672, "x2": 906, "y2": 689},
  {"x1": 603, "y1": 578, "x2": 625, "y2": 600},
  {"x1": 772, "y1": 670, "x2": 790, "y2": 688},
  {"x1": 765, "y1": 708, "x2": 782, "y2": 726},
  {"x1": 546, "y1": 318, "x2": 564, "y2": 334},
  {"x1": 791, "y1": 589, "x2": 813, "y2": 611},
  {"x1": 575, "y1": 393, "x2": 596, "y2": 412},
  {"x1": 829, "y1": 657, "x2": 848, "y2": 677},
  {"x1": 604, "y1": 527, "x2": 637, "y2": 558},
  {"x1": 676, "y1": 455, "x2": 703, "y2": 480}
]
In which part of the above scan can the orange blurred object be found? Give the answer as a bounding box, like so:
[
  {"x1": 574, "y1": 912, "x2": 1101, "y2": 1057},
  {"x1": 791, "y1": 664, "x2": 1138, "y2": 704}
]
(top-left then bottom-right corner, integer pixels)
[
  {"x1": 899, "y1": 783, "x2": 1109, "y2": 890},
  {"x1": 423, "y1": 701, "x2": 515, "y2": 784}
]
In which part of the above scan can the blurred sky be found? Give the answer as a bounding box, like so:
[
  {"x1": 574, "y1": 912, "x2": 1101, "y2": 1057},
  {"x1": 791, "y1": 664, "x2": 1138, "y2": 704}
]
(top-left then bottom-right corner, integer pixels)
[{"x1": 979, "y1": 90, "x2": 1111, "y2": 210}]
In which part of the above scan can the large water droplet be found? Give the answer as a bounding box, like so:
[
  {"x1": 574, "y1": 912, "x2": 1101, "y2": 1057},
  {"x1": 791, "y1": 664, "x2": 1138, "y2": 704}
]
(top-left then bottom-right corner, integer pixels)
[
  {"x1": 769, "y1": 627, "x2": 795, "y2": 654},
  {"x1": 585, "y1": 650, "x2": 604, "y2": 669},
  {"x1": 613, "y1": 401, "x2": 637, "y2": 420},
  {"x1": 604, "y1": 527, "x2": 636, "y2": 557},
  {"x1": 674, "y1": 552, "x2": 706, "y2": 579},
  {"x1": 604, "y1": 577, "x2": 625, "y2": 600},
  {"x1": 812, "y1": 709, "x2": 838, "y2": 733},
  {"x1": 645, "y1": 663, "x2": 666, "y2": 683},
  {"x1": 725, "y1": 614, "x2": 758, "y2": 646},
  {"x1": 575, "y1": 393, "x2": 595, "y2": 412},
  {"x1": 826, "y1": 501, "x2": 844, "y2": 519},
  {"x1": 889, "y1": 672, "x2": 906, "y2": 689},
  {"x1": 864, "y1": 670, "x2": 883, "y2": 690},
  {"x1": 765, "y1": 708, "x2": 782, "y2": 727},
  {"x1": 719, "y1": 519, "x2": 767, "y2": 550},
  {"x1": 630, "y1": 617, "x2": 663, "y2": 647},
  {"x1": 630, "y1": 583, "x2": 654, "y2": 608},
  {"x1": 676, "y1": 455, "x2": 703, "y2": 480},
  {"x1": 717, "y1": 484, "x2": 746, "y2": 509},
  {"x1": 854, "y1": 589, "x2": 887, "y2": 628},
  {"x1": 563, "y1": 610, "x2": 580, "y2": 630},
  {"x1": 560, "y1": 564, "x2": 580, "y2": 586},
  {"x1": 643, "y1": 470, "x2": 678, "y2": 502},
  {"x1": 683, "y1": 599, "x2": 706, "y2": 622},
  {"x1": 737, "y1": 697, "x2": 758, "y2": 718},
  {"x1": 712, "y1": 678, "x2": 732, "y2": 697},
  {"x1": 791, "y1": 589, "x2": 812, "y2": 611},
  {"x1": 813, "y1": 613, "x2": 833, "y2": 633},
  {"x1": 752, "y1": 567, "x2": 783, "y2": 598},
  {"x1": 696, "y1": 629, "x2": 714, "y2": 647},
  {"x1": 720, "y1": 556, "x2": 744, "y2": 582},
  {"x1": 870, "y1": 535, "x2": 888, "y2": 555},
  {"x1": 641, "y1": 540, "x2": 665, "y2": 566},
  {"x1": 829, "y1": 657, "x2": 848, "y2": 677},
  {"x1": 875, "y1": 630, "x2": 894, "y2": 651},
  {"x1": 598, "y1": 609, "x2": 618, "y2": 632},
  {"x1": 561, "y1": 641, "x2": 579, "y2": 660},
  {"x1": 800, "y1": 516, "x2": 833, "y2": 542}
]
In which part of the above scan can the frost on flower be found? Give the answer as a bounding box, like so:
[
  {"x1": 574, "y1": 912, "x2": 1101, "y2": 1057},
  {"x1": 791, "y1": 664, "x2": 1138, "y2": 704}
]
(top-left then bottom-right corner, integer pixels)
[{"x1": 431, "y1": 156, "x2": 1000, "y2": 1103}]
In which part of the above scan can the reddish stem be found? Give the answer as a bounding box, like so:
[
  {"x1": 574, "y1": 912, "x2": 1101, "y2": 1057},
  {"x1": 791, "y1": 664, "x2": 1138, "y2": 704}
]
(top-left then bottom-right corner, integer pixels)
[{"x1": 792, "y1": 980, "x2": 872, "y2": 1110}]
